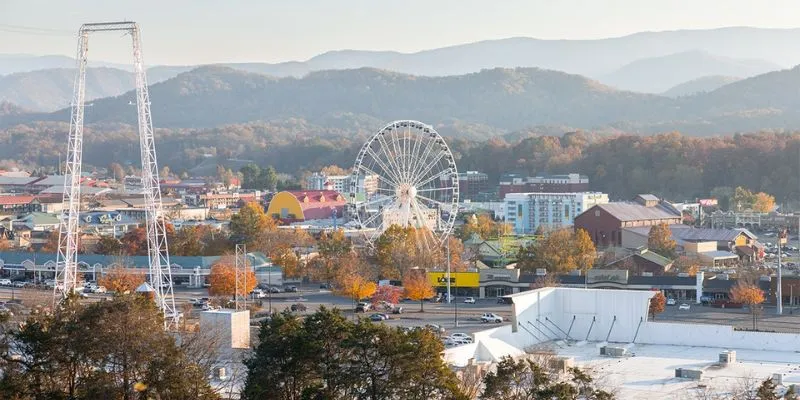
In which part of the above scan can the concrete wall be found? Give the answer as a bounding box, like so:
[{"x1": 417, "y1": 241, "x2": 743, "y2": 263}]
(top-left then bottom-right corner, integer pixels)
[
  {"x1": 637, "y1": 321, "x2": 800, "y2": 352},
  {"x1": 200, "y1": 309, "x2": 251, "y2": 353}
]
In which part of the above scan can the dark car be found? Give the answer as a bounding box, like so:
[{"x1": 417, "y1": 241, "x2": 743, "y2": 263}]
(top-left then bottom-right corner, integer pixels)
[
  {"x1": 319, "y1": 283, "x2": 332, "y2": 289},
  {"x1": 391, "y1": 306, "x2": 404, "y2": 314},
  {"x1": 285, "y1": 286, "x2": 298, "y2": 293},
  {"x1": 290, "y1": 303, "x2": 307, "y2": 312}
]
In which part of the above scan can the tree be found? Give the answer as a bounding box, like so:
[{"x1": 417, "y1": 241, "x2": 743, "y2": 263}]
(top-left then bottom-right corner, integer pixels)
[
  {"x1": 208, "y1": 257, "x2": 257, "y2": 298},
  {"x1": 94, "y1": 235, "x2": 123, "y2": 255},
  {"x1": 320, "y1": 164, "x2": 349, "y2": 176},
  {"x1": 752, "y1": 192, "x2": 776, "y2": 213},
  {"x1": 309, "y1": 229, "x2": 353, "y2": 284},
  {"x1": 270, "y1": 244, "x2": 301, "y2": 279},
  {"x1": 0, "y1": 295, "x2": 218, "y2": 399},
  {"x1": 649, "y1": 291, "x2": 666, "y2": 320},
  {"x1": 459, "y1": 214, "x2": 505, "y2": 240},
  {"x1": 170, "y1": 225, "x2": 207, "y2": 256},
  {"x1": 480, "y1": 356, "x2": 614, "y2": 400},
  {"x1": 120, "y1": 227, "x2": 148, "y2": 256},
  {"x1": 98, "y1": 267, "x2": 146, "y2": 294},
  {"x1": 403, "y1": 270, "x2": 435, "y2": 312},
  {"x1": 109, "y1": 162, "x2": 125, "y2": 182},
  {"x1": 730, "y1": 281, "x2": 766, "y2": 330},
  {"x1": 239, "y1": 163, "x2": 261, "y2": 190},
  {"x1": 525, "y1": 228, "x2": 596, "y2": 274},
  {"x1": 375, "y1": 224, "x2": 418, "y2": 279},
  {"x1": 756, "y1": 377, "x2": 779, "y2": 400},
  {"x1": 336, "y1": 273, "x2": 377, "y2": 308},
  {"x1": 41, "y1": 230, "x2": 60, "y2": 253},
  {"x1": 159, "y1": 165, "x2": 170, "y2": 178},
  {"x1": 229, "y1": 202, "x2": 276, "y2": 245},
  {"x1": 243, "y1": 308, "x2": 463, "y2": 400},
  {"x1": 370, "y1": 285, "x2": 404, "y2": 307},
  {"x1": 647, "y1": 222, "x2": 677, "y2": 259}
]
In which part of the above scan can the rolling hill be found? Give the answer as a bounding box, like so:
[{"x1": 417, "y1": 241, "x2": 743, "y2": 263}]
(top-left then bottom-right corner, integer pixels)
[
  {"x1": 1, "y1": 66, "x2": 674, "y2": 131},
  {"x1": 662, "y1": 76, "x2": 742, "y2": 97},
  {"x1": 601, "y1": 50, "x2": 778, "y2": 93}
]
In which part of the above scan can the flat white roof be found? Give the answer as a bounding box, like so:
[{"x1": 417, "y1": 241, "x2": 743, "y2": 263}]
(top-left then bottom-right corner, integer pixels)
[{"x1": 555, "y1": 342, "x2": 800, "y2": 400}]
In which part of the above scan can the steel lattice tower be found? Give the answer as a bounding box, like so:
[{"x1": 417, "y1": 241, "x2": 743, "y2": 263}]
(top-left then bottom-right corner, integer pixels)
[{"x1": 54, "y1": 22, "x2": 177, "y2": 328}]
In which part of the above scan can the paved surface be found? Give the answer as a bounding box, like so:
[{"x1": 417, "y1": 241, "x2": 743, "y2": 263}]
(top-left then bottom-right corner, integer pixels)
[{"x1": 656, "y1": 302, "x2": 800, "y2": 333}]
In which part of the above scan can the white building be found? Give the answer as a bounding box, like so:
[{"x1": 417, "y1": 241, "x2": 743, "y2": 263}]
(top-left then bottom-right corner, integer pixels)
[
  {"x1": 444, "y1": 287, "x2": 800, "y2": 399},
  {"x1": 504, "y1": 192, "x2": 608, "y2": 234},
  {"x1": 305, "y1": 172, "x2": 378, "y2": 197}
]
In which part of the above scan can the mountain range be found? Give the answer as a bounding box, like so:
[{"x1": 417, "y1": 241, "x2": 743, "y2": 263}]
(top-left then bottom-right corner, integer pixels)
[
  {"x1": 5, "y1": 27, "x2": 800, "y2": 111},
  {"x1": 4, "y1": 63, "x2": 800, "y2": 136}
]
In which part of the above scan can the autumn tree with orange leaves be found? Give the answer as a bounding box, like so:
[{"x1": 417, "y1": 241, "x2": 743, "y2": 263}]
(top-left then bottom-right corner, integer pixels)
[
  {"x1": 649, "y1": 291, "x2": 666, "y2": 320},
  {"x1": 271, "y1": 244, "x2": 301, "y2": 279},
  {"x1": 403, "y1": 270, "x2": 435, "y2": 312},
  {"x1": 98, "y1": 267, "x2": 146, "y2": 294},
  {"x1": 730, "y1": 281, "x2": 765, "y2": 330},
  {"x1": 208, "y1": 256, "x2": 257, "y2": 298}
]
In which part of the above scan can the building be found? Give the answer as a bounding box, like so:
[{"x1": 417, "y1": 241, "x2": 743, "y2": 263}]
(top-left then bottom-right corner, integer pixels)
[
  {"x1": 305, "y1": 172, "x2": 379, "y2": 197},
  {"x1": 574, "y1": 194, "x2": 683, "y2": 247},
  {"x1": 621, "y1": 225, "x2": 761, "y2": 265},
  {"x1": 504, "y1": 192, "x2": 608, "y2": 234},
  {"x1": 0, "y1": 195, "x2": 40, "y2": 215},
  {"x1": 0, "y1": 251, "x2": 281, "y2": 288},
  {"x1": 604, "y1": 247, "x2": 674, "y2": 275},
  {"x1": 452, "y1": 171, "x2": 489, "y2": 201},
  {"x1": 499, "y1": 173, "x2": 589, "y2": 198},
  {"x1": 443, "y1": 287, "x2": 800, "y2": 399},
  {"x1": 266, "y1": 190, "x2": 347, "y2": 222}
]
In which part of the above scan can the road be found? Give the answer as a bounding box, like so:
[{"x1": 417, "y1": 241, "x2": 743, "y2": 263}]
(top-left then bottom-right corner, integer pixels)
[{"x1": 657, "y1": 301, "x2": 800, "y2": 333}]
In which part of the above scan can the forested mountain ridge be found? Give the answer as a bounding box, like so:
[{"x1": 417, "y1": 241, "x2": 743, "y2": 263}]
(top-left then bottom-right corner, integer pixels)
[{"x1": 662, "y1": 76, "x2": 741, "y2": 97}]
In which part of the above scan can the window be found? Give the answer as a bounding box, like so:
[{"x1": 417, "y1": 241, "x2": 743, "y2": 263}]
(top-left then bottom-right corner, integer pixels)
[
  {"x1": 564, "y1": 204, "x2": 570, "y2": 219},
  {"x1": 595, "y1": 210, "x2": 600, "y2": 217},
  {"x1": 517, "y1": 204, "x2": 523, "y2": 217}
]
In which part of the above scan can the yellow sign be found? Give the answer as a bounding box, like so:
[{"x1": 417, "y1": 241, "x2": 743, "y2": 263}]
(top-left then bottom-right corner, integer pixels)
[{"x1": 427, "y1": 272, "x2": 480, "y2": 288}]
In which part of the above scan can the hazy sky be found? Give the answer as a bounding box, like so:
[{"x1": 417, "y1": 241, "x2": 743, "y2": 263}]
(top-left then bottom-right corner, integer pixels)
[{"x1": 2, "y1": 0, "x2": 800, "y2": 65}]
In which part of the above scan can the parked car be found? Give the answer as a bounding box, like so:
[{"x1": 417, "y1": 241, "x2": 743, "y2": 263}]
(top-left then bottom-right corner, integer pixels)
[
  {"x1": 497, "y1": 297, "x2": 512, "y2": 304},
  {"x1": 355, "y1": 302, "x2": 371, "y2": 313},
  {"x1": 678, "y1": 303, "x2": 691, "y2": 311},
  {"x1": 391, "y1": 306, "x2": 404, "y2": 314},
  {"x1": 0, "y1": 279, "x2": 11, "y2": 286},
  {"x1": 290, "y1": 303, "x2": 307, "y2": 312},
  {"x1": 285, "y1": 286, "x2": 298, "y2": 293},
  {"x1": 319, "y1": 283, "x2": 333, "y2": 289},
  {"x1": 481, "y1": 313, "x2": 503, "y2": 323},
  {"x1": 92, "y1": 286, "x2": 107, "y2": 294},
  {"x1": 450, "y1": 333, "x2": 472, "y2": 342},
  {"x1": 666, "y1": 298, "x2": 676, "y2": 306},
  {"x1": 446, "y1": 336, "x2": 472, "y2": 345},
  {"x1": 425, "y1": 324, "x2": 446, "y2": 334},
  {"x1": 463, "y1": 297, "x2": 476, "y2": 304},
  {"x1": 250, "y1": 289, "x2": 266, "y2": 299},
  {"x1": 369, "y1": 313, "x2": 389, "y2": 321},
  {"x1": 201, "y1": 303, "x2": 218, "y2": 311}
]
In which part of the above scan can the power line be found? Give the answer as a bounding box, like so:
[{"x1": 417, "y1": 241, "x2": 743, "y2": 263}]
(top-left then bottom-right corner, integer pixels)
[{"x1": 0, "y1": 23, "x2": 74, "y2": 37}]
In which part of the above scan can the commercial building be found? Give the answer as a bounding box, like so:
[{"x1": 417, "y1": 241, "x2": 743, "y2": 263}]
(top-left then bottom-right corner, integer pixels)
[
  {"x1": 574, "y1": 194, "x2": 683, "y2": 247},
  {"x1": 621, "y1": 225, "x2": 762, "y2": 265},
  {"x1": 266, "y1": 190, "x2": 347, "y2": 222},
  {"x1": 443, "y1": 287, "x2": 800, "y2": 400},
  {"x1": 0, "y1": 195, "x2": 41, "y2": 215},
  {"x1": 499, "y1": 173, "x2": 588, "y2": 198},
  {"x1": 451, "y1": 171, "x2": 490, "y2": 201},
  {"x1": 305, "y1": 172, "x2": 379, "y2": 197},
  {"x1": 504, "y1": 192, "x2": 608, "y2": 234}
]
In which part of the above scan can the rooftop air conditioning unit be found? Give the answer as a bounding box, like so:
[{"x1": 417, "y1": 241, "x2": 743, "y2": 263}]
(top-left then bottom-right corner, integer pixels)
[
  {"x1": 719, "y1": 350, "x2": 736, "y2": 364},
  {"x1": 772, "y1": 373, "x2": 783, "y2": 385},
  {"x1": 215, "y1": 367, "x2": 227, "y2": 380},
  {"x1": 548, "y1": 357, "x2": 575, "y2": 373},
  {"x1": 600, "y1": 346, "x2": 627, "y2": 357},
  {"x1": 675, "y1": 368, "x2": 703, "y2": 380}
]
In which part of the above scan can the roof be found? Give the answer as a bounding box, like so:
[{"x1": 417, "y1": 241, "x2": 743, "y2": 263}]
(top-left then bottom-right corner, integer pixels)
[
  {"x1": 628, "y1": 275, "x2": 694, "y2": 286},
  {"x1": 0, "y1": 195, "x2": 35, "y2": 205},
  {"x1": 0, "y1": 251, "x2": 269, "y2": 269},
  {"x1": 623, "y1": 225, "x2": 754, "y2": 243},
  {"x1": 636, "y1": 194, "x2": 660, "y2": 201},
  {"x1": 698, "y1": 250, "x2": 739, "y2": 260},
  {"x1": 14, "y1": 212, "x2": 59, "y2": 226},
  {"x1": 635, "y1": 249, "x2": 674, "y2": 267},
  {"x1": 79, "y1": 211, "x2": 139, "y2": 226},
  {"x1": 593, "y1": 202, "x2": 682, "y2": 222},
  {"x1": 286, "y1": 190, "x2": 346, "y2": 205},
  {"x1": 0, "y1": 176, "x2": 38, "y2": 185}
]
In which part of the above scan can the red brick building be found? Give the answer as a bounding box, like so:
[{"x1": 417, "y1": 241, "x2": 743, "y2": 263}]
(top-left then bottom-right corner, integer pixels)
[{"x1": 574, "y1": 195, "x2": 682, "y2": 247}]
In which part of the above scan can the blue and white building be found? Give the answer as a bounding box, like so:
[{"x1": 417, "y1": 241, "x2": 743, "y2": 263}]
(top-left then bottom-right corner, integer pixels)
[{"x1": 504, "y1": 192, "x2": 609, "y2": 234}]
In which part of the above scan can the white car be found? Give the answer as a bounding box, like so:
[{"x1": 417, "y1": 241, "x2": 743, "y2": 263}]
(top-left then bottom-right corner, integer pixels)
[
  {"x1": 678, "y1": 303, "x2": 691, "y2": 311},
  {"x1": 250, "y1": 289, "x2": 266, "y2": 299},
  {"x1": 0, "y1": 279, "x2": 11, "y2": 286},
  {"x1": 481, "y1": 313, "x2": 503, "y2": 323},
  {"x1": 450, "y1": 333, "x2": 473, "y2": 343},
  {"x1": 666, "y1": 298, "x2": 676, "y2": 306},
  {"x1": 92, "y1": 286, "x2": 107, "y2": 293},
  {"x1": 463, "y1": 297, "x2": 476, "y2": 304}
]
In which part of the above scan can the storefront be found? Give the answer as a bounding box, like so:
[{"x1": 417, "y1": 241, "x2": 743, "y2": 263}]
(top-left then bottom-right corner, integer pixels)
[{"x1": 427, "y1": 272, "x2": 480, "y2": 297}]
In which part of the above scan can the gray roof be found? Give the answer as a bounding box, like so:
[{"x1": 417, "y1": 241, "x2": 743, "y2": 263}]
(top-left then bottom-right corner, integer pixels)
[
  {"x1": 596, "y1": 202, "x2": 682, "y2": 222},
  {"x1": 0, "y1": 176, "x2": 39, "y2": 185},
  {"x1": 636, "y1": 194, "x2": 660, "y2": 202},
  {"x1": 0, "y1": 251, "x2": 273, "y2": 269},
  {"x1": 622, "y1": 225, "x2": 755, "y2": 244}
]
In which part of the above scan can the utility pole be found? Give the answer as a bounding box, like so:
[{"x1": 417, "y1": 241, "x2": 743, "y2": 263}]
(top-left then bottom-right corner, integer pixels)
[
  {"x1": 446, "y1": 238, "x2": 451, "y2": 305},
  {"x1": 777, "y1": 228, "x2": 787, "y2": 315}
]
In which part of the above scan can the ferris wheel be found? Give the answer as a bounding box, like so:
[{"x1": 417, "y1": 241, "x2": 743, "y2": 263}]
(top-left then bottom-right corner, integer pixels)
[{"x1": 350, "y1": 120, "x2": 459, "y2": 248}]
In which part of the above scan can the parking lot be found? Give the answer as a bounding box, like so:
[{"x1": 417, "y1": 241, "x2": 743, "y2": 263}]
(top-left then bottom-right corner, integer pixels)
[{"x1": 657, "y1": 301, "x2": 800, "y2": 333}]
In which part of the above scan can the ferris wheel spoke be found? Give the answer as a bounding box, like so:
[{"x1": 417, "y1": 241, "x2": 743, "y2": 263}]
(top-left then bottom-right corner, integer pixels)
[
  {"x1": 362, "y1": 149, "x2": 402, "y2": 186},
  {"x1": 375, "y1": 131, "x2": 405, "y2": 182},
  {"x1": 388, "y1": 127, "x2": 406, "y2": 182},
  {"x1": 409, "y1": 127, "x2": 425, "y2": 182},
  {"x1": 416, "y1": 193, "x2": 455, "y2": 213},
  {"x1": 361, "y1": 207, "x2": 386, "y2": 228},
  {"x1": 410, "y1": 200, "x2": 435, "y2": 252},
  {"x1": 415, "y1": 166, "x2": 453, "y2": 189},
  {"x1": 417, "y1": 186, "x2": 456, "y2": 193},
  {"x1": 411, "y1": 149, "x2": 447, "y2": 186},
  {"x1": 359, "y1": 194, "x2": 396, "y2": 209},
  {"x1": 409, "y1": 135, "x2": 439, "y2": 185}
]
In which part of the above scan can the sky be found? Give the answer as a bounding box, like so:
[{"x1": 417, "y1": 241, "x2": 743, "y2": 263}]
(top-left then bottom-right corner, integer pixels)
[{"x1": 2, "y1": 0, "x2": 800, "y2": 65}]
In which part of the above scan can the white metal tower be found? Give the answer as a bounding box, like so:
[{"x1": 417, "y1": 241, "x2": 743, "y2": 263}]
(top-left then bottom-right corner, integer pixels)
[{"x1": 54, "y1": 22, "x2": 177, "y2": 328}]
